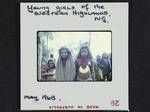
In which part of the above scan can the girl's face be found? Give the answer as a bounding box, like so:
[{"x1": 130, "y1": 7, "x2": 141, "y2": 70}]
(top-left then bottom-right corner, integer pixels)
[
  {"x1": 48, "y1": 61, "x2": 55, "y2": 67},
  {"x1": 60, "y1": 49, "x2": 68, "y2": 59},
  {"x1": 102, "y1": 54, "x2": 108, "y2": 61},
  {"x1": 80, "y1": 48, "x2": 88, "y2": 57}
]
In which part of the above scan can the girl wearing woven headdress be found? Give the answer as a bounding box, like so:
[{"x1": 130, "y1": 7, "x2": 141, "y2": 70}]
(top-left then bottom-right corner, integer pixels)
[
  {"x1": 74, "y1": 45, "x2": 103, "y2": 81},
  {"x1": 55, "y1": 47, "x2": 76, "y2": 81}
]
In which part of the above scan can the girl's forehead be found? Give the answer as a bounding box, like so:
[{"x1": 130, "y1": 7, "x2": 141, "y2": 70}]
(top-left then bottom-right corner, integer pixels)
[
  {"x1": 60, "y1": 49, "x2": 67, "y2": 52},
  {"x1": 81, "y1": 48, "x2": 88, "y2": 51}
]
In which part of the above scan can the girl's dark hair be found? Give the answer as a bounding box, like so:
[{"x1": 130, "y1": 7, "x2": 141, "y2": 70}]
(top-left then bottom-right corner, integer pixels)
[{"x1": 50, "y1": 54, "x2": 54, "y2": 58}]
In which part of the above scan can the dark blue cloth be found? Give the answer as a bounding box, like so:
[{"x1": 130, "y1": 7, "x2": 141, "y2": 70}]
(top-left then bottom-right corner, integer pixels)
[{"x1": 99, "y1": 58, "x2": 111, "y2": 75}]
